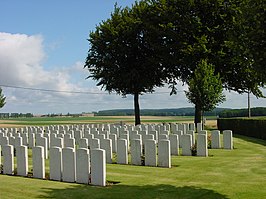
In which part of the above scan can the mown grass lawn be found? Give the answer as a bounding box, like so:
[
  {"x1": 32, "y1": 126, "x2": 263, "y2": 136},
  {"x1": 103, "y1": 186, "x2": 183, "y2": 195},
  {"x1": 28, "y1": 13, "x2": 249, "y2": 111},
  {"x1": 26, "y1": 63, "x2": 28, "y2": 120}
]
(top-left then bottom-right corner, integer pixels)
[{"x1": 1, "y1": 134, "x2": 265, "y2": 199}]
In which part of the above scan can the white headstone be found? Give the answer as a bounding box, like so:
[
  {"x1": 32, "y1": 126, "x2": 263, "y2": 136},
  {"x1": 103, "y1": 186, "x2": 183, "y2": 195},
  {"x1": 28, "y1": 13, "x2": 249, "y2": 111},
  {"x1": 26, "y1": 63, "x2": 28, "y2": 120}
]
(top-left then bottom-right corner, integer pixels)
[
  {"x1": 158, "y1": 140, "x2": 171, "y2": 168},
  {"x1": 223, "y1": 130, "x2": 233, "y2": 149},
  {"x1": 109, "y1": 134, "x2": 117, "y2": 153},
  {"x1": 32, "y1": 146, "x2": 45, "y2": 179},
  {"x1": 79, "y1": 138, "x2": 88, "y2": 149},
  {"x1": 197, "y1": 123, "x2": 203, "y2": 132},
  {"x1": 117, "y1": 139, "x2": 128, "y2": 165},
  {"x1": 91, "y1": 149, "x2": 106, "y2": 186},
  {"x1": 211, "y1": 130, "x2": 221, "y2": 149},
  {"x1": 197, "y1": 134, "x2": 208, "y2": 157},
  {"x1": 62, "y1": 147, "x2": 76, "y2": 182},
  {"x1": 169, "y1": 134, "x2": 179, "y2": 156},
  {"x1": 64, "y1": 138, "x2": 75, "y2": 148},
  {"x1": 16, "y1": 145, "x2": 28, "y2": 176},
  {"x1": 29, "y1": 133, "x2": 35, "y2": 148},
  {"x1": 181, "y1": 134, "x2": 192, "y2": 156},
  {"x1": 101, "y1": 139, "x2": 112, "y2": 164},
  {"x1": 144, "y1": 139, "x2": 157, "y2": 167},
  {"x1": 49, "y1": 147, "x2": 62, "y2": 181},
  {"x1": 91, "y1": 138, "x2": 100, "y2": 149},
  {"x1": 131, "y1": 139, "x2": 142, "y2": 166},
  {"x1": 2, "y1": 145, "x2": 14, "y2": 175},
  {"x1": 76, "y1": 148, "x2": 90, "y2": 184}
]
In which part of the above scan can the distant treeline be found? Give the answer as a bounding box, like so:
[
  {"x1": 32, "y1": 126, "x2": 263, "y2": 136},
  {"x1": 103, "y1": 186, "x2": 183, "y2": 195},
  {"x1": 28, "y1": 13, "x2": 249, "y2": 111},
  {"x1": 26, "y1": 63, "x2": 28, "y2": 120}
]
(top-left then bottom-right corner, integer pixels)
[
  {"x1": 95, "y1": 107, "x2": 266, "y2": 118},
  {"x1": 0, "y1": 113, "x2": 33, "y2": 118},
  {"x1": 218, "y1": 107, "x2": 266, "y2": 118},
  {"x1": 95, "y1": 108, "x2": 229, "y2": 117}
]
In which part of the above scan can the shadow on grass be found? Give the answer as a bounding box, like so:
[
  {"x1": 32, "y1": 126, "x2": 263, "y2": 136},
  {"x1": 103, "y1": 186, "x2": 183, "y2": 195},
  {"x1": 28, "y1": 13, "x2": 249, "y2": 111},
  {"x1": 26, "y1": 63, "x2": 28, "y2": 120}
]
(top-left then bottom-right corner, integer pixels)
[
  {"x1": 38, "y1": 184, "x2": 229, "y2": 199},
  {"x1": 234, "y1": 134, "x2": 266, "y2": 146}
]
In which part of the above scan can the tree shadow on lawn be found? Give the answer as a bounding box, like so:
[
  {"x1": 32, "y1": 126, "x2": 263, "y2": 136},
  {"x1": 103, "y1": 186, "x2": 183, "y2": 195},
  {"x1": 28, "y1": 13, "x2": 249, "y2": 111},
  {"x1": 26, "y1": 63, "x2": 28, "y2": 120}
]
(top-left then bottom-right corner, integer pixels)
[
  {"x1": 234, "y1": 134, "x2": 266, "y2": 146},
  {"x1": 38, "y1": 183, "x2": 229, "y2": 199}
]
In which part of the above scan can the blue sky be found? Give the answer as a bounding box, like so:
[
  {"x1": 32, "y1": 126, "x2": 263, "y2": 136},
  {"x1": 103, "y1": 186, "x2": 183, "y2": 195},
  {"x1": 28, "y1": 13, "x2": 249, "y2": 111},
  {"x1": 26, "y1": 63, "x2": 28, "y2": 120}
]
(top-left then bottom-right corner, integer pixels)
[{"x1": 0, "y1": 0, "x2": 265, "y2": 114}]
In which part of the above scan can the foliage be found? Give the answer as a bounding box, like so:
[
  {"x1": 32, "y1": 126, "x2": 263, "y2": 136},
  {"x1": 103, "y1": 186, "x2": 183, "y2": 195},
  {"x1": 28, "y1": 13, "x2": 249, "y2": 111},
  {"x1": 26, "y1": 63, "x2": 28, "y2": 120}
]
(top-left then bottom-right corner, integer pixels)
[
  {"x1": 185, "y1": 59, "x2": 225, "y2": 123},
  {"x1": 226, "y1": 0, "x2": 265, "y2": 96},
  {"x1": 147, "y1": 0, "x2": 264, "y2": 96},
  {"x1": 191, "y1": 143, "x2": 197, "y2": 156},
  {"x1": 0, "y1": 87, "x2": 6, "y2": 109},
  {"x1": 84, "y1": 2, "x2": 167, "y2": 125},
  {"x1": 218, "y1": 118, "x2": 266, "y2": 140}
]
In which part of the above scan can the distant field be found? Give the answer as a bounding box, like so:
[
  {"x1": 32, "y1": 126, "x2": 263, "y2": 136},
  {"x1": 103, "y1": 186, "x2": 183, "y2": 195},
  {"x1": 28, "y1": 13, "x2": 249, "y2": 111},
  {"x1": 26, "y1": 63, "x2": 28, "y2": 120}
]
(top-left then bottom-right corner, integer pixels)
[
  {"x1": 0, "y1": 116, "x2": 218, "y2": 128},
  {"x1": 0, "y1": 116, "x2": 186, "y2": 125}
]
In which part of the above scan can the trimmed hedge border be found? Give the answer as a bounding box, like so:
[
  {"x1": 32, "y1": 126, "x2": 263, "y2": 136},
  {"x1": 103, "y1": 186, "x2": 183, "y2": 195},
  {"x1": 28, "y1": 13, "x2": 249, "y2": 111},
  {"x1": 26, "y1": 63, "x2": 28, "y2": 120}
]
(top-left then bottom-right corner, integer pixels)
[{"x1": 217, "y1": 118, "x2": 266, "y2": 140}]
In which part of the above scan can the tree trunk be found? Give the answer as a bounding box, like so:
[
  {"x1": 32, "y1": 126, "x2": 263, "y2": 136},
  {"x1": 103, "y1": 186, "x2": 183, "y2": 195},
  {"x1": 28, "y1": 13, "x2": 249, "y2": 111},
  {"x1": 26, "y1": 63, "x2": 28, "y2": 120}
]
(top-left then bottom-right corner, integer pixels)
[
  {"x1": 134, "y1": 92, "x2": 141, "y2": 125},
  {"x1": 194, "y1": 104, "x2": 202, "y2": 125}
]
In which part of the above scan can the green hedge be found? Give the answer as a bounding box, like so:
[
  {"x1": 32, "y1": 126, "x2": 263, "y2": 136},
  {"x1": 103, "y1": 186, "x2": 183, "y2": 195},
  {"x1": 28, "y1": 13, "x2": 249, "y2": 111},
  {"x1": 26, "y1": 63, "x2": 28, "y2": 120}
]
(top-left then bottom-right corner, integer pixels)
[{"x1": 217, "y1": 118, "x2": 266, "y2": 140}]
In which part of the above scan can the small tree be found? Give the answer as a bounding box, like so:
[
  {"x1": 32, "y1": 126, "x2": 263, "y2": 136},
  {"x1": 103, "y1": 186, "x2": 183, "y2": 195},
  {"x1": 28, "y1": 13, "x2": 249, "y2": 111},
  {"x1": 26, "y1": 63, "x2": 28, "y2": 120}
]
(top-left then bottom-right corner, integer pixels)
[
  {"x1": 185, "y1": 59, "x2": 225, "y2": 124},
  {"x1": 0, "y1": 87, "x2": 6, "y2": 109}
]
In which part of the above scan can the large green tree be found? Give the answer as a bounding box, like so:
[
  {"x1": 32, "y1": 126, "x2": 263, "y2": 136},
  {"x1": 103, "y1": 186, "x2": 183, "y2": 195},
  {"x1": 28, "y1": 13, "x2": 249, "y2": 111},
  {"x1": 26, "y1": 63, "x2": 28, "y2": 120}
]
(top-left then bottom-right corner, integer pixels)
[
  {"x1": 84, "y1": 2, "x2": 166, "y2": 125},
  {"x1": 185, "y1": 59, "x2": 225, "y2": 124},
  {"x1": 146, "y1": 0, "x2": 264, "y2": 121},
  {"x1": 0, "y1": 87, "x2": 6, "y2": 109}
]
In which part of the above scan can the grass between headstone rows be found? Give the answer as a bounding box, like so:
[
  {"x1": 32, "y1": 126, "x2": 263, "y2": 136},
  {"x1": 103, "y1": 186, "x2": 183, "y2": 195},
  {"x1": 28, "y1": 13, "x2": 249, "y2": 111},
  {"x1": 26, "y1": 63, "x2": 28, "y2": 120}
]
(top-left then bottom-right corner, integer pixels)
[{"x1": 1, "y1": 134, "x2": 265, "y2": 199}]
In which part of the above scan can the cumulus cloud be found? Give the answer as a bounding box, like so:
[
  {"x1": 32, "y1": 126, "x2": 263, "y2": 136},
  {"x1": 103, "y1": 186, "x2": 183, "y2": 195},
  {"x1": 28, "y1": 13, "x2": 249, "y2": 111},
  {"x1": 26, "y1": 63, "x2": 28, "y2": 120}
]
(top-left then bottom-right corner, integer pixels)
[{"x1": 0, "y1": 32, "x2": 76, "y2": 91}]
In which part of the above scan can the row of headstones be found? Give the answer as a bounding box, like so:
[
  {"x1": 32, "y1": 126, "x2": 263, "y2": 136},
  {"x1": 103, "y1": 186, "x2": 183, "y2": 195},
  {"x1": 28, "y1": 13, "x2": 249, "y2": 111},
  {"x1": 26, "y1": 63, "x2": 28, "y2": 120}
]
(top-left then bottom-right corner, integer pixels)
[
  {"x1": 0, "y1": 122, "x2": 201, "y2": 138},
  {"x1": 0, "y1": 125, "x2": 233, "y2": 165},
  {"x1": 0, "y1": 145, "x2": 106, "y2": 186}
]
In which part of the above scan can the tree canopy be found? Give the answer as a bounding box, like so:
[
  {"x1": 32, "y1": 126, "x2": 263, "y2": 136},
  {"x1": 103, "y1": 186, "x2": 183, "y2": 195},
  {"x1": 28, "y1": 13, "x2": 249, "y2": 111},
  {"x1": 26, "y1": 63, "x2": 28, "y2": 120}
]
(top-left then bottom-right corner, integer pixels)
[
  {"x1": 85, "y1": 0, "x2": 264, "y2": 124},
  {"x1": 84, "y1": 2, "x2": 167, "y2": 125},
  {"x1": 147, "y1": 0, "x2": 264, "y2": 96}
]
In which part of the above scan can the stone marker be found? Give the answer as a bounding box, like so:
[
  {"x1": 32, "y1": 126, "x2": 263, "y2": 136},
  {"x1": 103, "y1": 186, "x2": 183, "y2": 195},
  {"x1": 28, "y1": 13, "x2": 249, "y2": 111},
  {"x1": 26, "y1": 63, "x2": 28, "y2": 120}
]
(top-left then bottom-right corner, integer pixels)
[
  {"x1": 51, "y1": 137, "x2": 63, "y2": 148},
  {"x1": 21, "y1": 133, "x2": 28, "y2": 146},
  {"x1": 158, "y1": 140, "x2": 171, "y2": 168},
  {"x1": 36, "y1": 137, "x2": 48, "y2": 159},
  {"x1": 28, "y1": 133, "x2": 35, "y2": 148},
  {"x1": 16, "y1": 145, "x2": 28, "y2": 176},
  {"x1": 62, "y1": 147, "x2": 76, "y2": 182},
  {"x1": 131, "y1": 139, "x2": 142, "y2": 166},
  {"x1": 79, "y1": 138, "x2": 88, "y2": 149},
  {"x1": 181, "y1": 134, "x2": 192, "y2": 156},
  {"x1": 187, "y1": 130, "x2": 195, "y2": 145},
  {"x1": 49, "y1": 147, "x2": 62, "y2": 181},
  {"x1": 91, "y1": 138, "x2": 100, "y2": 149},
  {"x1": 169, "y1": 134, "x2": 179, "y2": 155},
  {"x1": 197, "y1": 134, "x2": 208, "y2": 157},
  {"x1": 211, "y1": 130, "x2": 221, "y2": 149},
  {"x1": 32, "y1": 146, "x2": 45, "y2": 179},
  {"x1": 197, "y1": 123, "x2": 203, "y2": 132},
  {"x1": 144, "y1": 139, "x2": 157, "y2": 167},
  {"x1": 1, "y1": 136, "x2": 9, "y2": 146},
  {"x1": 101, "y1": 139, "x2": 112, "y2": 164},
  {"x1": 91, "y1": 149, "x2": 106, "y2": 186},
  {"x1": 64, "y1": 138, "x2": 75, "y2": 148},
  {"x1": 76, "y1": 148, "x2": 90, "y2": 184},
  {"x1": 109, "y1": 134, "x2": 117, "y2": 153},
  {"x1": 117, "y1": 139, "x2": 128, "y2": 164},
  {"x1": 223, "y1": 130, "x2": 233, "y2": 149},
  {"x1": 3, "y1": 145, "x2": 14, "y2": 175}
]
